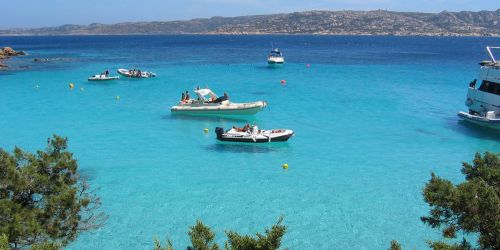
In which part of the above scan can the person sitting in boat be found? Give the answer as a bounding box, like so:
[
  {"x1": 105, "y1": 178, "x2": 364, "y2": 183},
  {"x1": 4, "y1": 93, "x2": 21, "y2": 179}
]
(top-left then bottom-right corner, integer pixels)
[
  {"x1": 233, "y1": 124, "x2": 251, "y2": 132},
  {"x1": 213, "y1": 92, "x2": 229, "y2": 103},
  {"x1": 469, "y1": 79, "x2": 477, "y2": 88}
]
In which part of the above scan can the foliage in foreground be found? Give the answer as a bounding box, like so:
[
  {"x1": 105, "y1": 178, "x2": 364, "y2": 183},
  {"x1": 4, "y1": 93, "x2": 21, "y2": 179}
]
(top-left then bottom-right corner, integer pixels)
[
  {"x1": 391, "y1": 152, "x2": 500, "y2": 250},
  {"x1": 154, "y1": 217, "x2": 287, "y2": 250},
  {"x1": 0, "y1": 135, "x2": 106, "y2": 249},
  {"x1": 389, "y1": 240, "x2": 402, "y2": 250}
]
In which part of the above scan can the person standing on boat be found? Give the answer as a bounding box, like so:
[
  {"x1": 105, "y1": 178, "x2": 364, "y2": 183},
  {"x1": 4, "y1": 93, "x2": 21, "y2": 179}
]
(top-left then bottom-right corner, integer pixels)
[
  {"x1": 181, "y1": 92, "x2": 185, "y2": 102},
  {"x1": 105, "y1": 70, "x2": 109, "y2": 77},
  {"x1": 185, "y1": 91, "x2": 190, "y2": 101},
  {"x1": 469, "y1": 79, "x2": 477, "y2": 88},
  {"x1": 243, "y1": 124, "x2": 250, "y2": 132}
]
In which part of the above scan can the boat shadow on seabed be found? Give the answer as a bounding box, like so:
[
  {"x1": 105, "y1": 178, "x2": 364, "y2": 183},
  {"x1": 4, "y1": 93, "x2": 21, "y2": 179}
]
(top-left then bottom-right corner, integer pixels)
[
  {"x1": 451, "y1": 119, "x2": 500, "y2": 141},
  {"x1": 203, "y1": 143, "x2": 289, "y2": 154},
  {"x1": 165, "y1": 114, "x2": 257, "y2": 123}
]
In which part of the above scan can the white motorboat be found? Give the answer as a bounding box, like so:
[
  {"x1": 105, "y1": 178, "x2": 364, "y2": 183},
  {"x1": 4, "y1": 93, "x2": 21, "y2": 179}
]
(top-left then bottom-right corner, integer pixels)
[
  {"x1": 215, "y1": 126, "x2": 294, "y2": 143},
  {"x1": 268, "y1": 48, "x2": 284, "y2": 65},
  {"x1": 88, "y1": 74, "x2": 119, "y2": 81},
  {"x1": 458, "y1": 46, "x2": 500, "y2": 130},
  {"x1": 171, "y1": 88, "x2": 267, "y2": 115},
  {"x1": 458, "y1": 111, "x2": 500, "y2": 129},
  {"x1": 117, "y1": 68, "x2": 156, "y2": 78}
]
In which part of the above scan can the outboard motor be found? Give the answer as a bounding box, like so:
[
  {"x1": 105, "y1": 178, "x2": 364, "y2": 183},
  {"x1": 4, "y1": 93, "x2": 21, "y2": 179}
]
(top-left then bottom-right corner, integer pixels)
[{"x1": 215, "y1": 127, "x2": 224, "y2": 139}]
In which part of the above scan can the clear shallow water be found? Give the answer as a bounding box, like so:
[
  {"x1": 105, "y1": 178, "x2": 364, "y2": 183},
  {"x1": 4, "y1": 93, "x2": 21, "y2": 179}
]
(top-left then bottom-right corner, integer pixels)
[{"x1": 1, "y1": 35, "x2": 499, "y2": 249}]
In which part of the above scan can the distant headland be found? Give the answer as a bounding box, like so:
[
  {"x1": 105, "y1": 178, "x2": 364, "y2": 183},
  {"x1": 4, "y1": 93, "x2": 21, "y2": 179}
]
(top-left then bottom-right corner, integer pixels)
[{"x1": 0, "y1": 9, "x2": 499, "y2": 36}]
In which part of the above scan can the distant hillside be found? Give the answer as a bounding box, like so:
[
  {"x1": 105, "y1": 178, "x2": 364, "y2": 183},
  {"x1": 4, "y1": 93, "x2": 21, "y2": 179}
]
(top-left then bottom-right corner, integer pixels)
[{"x1": 1, "y1": 9, "x2": 499, "y2": 36}]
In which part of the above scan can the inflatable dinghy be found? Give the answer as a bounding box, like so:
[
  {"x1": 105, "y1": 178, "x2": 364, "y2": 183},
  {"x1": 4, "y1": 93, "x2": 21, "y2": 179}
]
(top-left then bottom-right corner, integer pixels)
[{"x1": 215, "y1": 126, "x2": 293, "y2": 143}]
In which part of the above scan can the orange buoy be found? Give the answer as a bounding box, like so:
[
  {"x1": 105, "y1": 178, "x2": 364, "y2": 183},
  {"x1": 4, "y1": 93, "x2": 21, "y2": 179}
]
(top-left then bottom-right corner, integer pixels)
[{"x1": 280, "y1": 79, "x2": 286, "y2": 85}]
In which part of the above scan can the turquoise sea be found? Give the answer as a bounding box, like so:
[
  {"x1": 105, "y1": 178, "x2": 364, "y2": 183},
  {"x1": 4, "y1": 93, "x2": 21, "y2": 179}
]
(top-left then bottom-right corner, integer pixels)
[{"x1": 1, "y1": 35, "x2": 499, "y2": 249}]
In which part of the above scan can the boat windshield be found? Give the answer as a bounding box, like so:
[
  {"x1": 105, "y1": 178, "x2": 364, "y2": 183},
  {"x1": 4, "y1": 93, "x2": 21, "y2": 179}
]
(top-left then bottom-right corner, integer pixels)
[
  {"x1": 478, "y1": 80, "x2": 500, "y2": 96},
  {"x1": 269, "y1": 49, "x2": 282, "y2": 57}
]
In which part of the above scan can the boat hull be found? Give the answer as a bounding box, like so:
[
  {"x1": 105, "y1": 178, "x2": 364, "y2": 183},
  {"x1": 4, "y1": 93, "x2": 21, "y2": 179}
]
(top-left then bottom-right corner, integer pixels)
[
  {"x1": 117, "y1": 69, "x2": 156, "y2": 78},
  {"x1": 217, "y1": 132, "x2": 293, "y2": 143},
  {"x1": 215, "y1": 127, "x2": 294, "y2": 143},
  {"x1": 267, "y1": 60, "x2": 284, "y2": 65},
  {"x1": 458, "y1": 111, "x2": 500, "y2": 130},
  {"x1": 88, "y1": 76, "x2": 119, "y2": 81},
  {"x1": 171, "y1": 102, "x2": 266, "y2": 116}
]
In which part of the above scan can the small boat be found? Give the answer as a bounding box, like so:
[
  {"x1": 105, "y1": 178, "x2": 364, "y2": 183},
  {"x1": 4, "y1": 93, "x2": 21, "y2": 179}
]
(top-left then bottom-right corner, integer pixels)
[
  {"x1": 458, "y1": 46, "x2": 500, "y2": 130},
  {"x1": 268, "y1": 48, "x2": 284, "y2": 65},
  {"x1": 171, "y1": 88, "x2": 267, "y2": 115},
  {"x1": 88, "y1": 74, "x2": 119, "y2": 81},
  {"x1": 458, "y1": 111, "x2": 500, "y2": 129},
  {"x1": 117, "y1": 68, "x2": 156, "y2": 78},
  {"x1": 215, "y1": 126, "x2": 294, "y2": 143}
]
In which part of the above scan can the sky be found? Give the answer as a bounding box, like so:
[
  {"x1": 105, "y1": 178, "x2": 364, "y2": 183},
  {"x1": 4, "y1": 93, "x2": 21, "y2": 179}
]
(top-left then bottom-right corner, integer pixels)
[{"x1": 2, "y1": 0, "x2": 499, "y2": 29}]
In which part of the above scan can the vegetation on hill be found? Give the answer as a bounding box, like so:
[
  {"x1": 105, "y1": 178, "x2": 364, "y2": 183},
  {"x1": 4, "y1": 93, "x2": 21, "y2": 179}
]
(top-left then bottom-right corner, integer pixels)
[{"x1": 1, "y1": 9, "x2": 499, "y2": 36}]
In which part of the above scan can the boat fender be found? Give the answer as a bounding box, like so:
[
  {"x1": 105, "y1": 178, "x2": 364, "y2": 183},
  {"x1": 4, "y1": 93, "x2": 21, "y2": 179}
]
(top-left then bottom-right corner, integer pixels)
[{"x1": 465, "y1": 98, "x2": 473, "y2": 107}]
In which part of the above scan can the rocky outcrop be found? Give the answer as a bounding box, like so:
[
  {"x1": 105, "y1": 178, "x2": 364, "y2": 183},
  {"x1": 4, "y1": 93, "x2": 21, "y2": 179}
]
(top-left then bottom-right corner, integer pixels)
[
  {"x1": 1, "y1": 47, "x2": 26, "y2": 57},
  {"x1": 0, "y1": 47, "x2": 27, "y2": 69}
]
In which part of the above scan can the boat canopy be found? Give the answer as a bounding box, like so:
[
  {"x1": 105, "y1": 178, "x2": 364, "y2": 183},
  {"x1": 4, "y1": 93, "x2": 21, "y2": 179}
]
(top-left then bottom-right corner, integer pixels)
[
  {"x1": 195, "y1": 88, "x2": 218, "y2": 101},
  {"x1": 269, "y1": 49, "x2": 282, "y2": 56}
]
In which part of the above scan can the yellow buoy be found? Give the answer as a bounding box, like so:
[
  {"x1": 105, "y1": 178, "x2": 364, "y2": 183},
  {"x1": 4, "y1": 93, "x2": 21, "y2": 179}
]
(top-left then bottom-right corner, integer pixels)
[
  {"x1": 204, "y1": 128, "x2": 209, "y2": 133},
  {"x1": 115, "y1": 95, "x2": 120, "y2": 100},
  {"x1": 282, "y1": 163, "x2": 289, "y2": 169},
  {"x1": 69, "y1": 83, "x2": 74, "y2": 89},
  {"x1": 80, "y1": 87, "x2": 84, "y2": 91}
]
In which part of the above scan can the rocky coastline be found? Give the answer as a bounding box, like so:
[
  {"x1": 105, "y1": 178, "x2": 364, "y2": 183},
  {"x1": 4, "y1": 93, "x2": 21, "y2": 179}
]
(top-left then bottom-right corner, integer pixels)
[
  {"x1": 0, "y1": 9, "x2": 499, "y2": 37},
  {"x1": 0, "y1": 47, "x2": 27, "y2": 69}
]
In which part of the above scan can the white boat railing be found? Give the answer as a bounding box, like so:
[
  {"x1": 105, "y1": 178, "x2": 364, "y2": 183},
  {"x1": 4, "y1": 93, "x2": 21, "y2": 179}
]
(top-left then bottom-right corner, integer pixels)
[{"x1": 486, "y1": 46, "x2": 500, "y2": 63}]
